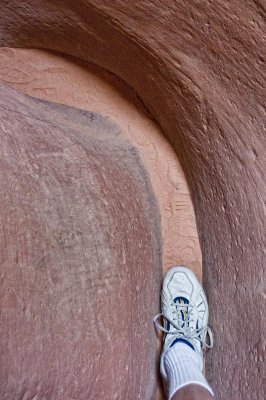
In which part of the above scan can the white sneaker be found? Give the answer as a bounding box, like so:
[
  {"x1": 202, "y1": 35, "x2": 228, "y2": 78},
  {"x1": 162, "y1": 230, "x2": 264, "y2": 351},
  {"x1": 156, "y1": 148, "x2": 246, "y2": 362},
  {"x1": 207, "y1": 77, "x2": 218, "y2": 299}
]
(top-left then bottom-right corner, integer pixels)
[{"x1": 153, "y1": 266, "x2": 213, "y2": 380}]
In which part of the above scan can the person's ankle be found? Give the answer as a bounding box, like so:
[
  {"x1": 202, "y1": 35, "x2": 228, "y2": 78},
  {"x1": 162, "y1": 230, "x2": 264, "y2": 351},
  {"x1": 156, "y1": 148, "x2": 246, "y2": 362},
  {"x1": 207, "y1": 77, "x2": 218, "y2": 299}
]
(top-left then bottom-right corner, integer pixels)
[{"x1": 164, "y1": 342, "x2": 213, "y2": 399}]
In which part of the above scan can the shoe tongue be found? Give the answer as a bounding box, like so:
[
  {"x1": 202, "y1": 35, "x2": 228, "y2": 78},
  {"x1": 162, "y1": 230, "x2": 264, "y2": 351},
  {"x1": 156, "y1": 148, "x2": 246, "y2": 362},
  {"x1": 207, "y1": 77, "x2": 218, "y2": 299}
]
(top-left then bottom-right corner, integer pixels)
[
  {"x1": 166, "y1": 297, "x2": 188, "y2": 332},
  {"x1": 173, "y1": 296, "x2": 189, "y2": 304},
  {"x1": 172, "y1": 296, "x2": 189, "y2": 329}
]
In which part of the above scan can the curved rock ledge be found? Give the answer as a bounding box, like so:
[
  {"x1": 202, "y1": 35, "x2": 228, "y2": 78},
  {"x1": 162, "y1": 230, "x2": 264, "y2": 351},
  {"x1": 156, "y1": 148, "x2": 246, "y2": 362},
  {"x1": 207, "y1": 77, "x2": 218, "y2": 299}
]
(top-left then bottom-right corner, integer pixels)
[{"x1": 0, "y1": 47, "x2": 202, "y2": 276}]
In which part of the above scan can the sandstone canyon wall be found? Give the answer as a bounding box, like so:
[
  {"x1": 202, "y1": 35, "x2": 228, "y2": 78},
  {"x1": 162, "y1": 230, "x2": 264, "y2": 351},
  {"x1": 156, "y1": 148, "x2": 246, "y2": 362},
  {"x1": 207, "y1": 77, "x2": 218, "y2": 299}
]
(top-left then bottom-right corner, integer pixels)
[
  {"x1": 0, "y1": 83, "x2": 162, "y2": 399},
  {"x1": 0, "y1": 1, "x2": 265, "y2": 399}
]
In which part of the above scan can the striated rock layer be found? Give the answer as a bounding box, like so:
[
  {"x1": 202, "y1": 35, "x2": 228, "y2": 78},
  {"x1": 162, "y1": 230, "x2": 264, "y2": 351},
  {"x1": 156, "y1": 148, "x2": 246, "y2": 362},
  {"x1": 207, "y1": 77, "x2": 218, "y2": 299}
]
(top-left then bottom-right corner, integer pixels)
[{"x1": 0, "y1": 1, "x2": 265, "y2": 399}]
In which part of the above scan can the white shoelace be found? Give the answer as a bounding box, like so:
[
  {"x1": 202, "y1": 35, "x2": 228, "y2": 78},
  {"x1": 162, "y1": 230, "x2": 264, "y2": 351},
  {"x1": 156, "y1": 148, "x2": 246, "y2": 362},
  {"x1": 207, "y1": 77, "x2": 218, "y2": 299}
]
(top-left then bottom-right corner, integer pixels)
[{"x1": 153, "y1": 302, "x2": 214, "y2": 351}]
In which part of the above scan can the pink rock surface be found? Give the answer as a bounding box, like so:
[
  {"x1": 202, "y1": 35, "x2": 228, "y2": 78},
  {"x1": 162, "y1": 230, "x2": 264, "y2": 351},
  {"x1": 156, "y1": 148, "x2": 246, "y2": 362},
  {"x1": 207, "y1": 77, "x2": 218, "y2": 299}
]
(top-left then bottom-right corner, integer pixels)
[
  {"x1": 0, "y1": 47, "x2": 202, "y2": 277},
  {"x1": 0, "y1": 1, "x2": 265, "y2": 399},
  {"x1": 0, "y1": 83, "x2": 162, "y2": 399}
]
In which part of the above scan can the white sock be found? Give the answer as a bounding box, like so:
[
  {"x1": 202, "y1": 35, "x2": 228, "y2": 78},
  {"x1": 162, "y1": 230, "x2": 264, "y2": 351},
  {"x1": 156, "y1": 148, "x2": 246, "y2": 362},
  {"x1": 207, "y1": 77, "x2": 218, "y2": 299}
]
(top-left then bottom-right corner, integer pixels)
[{"x1": 164, "y1": 342, "x2": 214, "y2": 399}]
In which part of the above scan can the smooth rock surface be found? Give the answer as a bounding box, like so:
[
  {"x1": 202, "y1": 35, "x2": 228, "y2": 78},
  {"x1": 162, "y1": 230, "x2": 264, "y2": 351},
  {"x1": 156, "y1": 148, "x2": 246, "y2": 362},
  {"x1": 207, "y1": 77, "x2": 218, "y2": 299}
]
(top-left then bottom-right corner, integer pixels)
[
  {"x1": 0, "y1": 48, "x2": 204, "y2": 400},
  {"x1": 0, "y1": 1, "x2": 265, "y2": 399},
  {"x1": 0, "y1": 83, "x2": 161, "y2": 399},
  {"x1": 0, "y1": 47, "x2": 202, "y2": 276}
]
